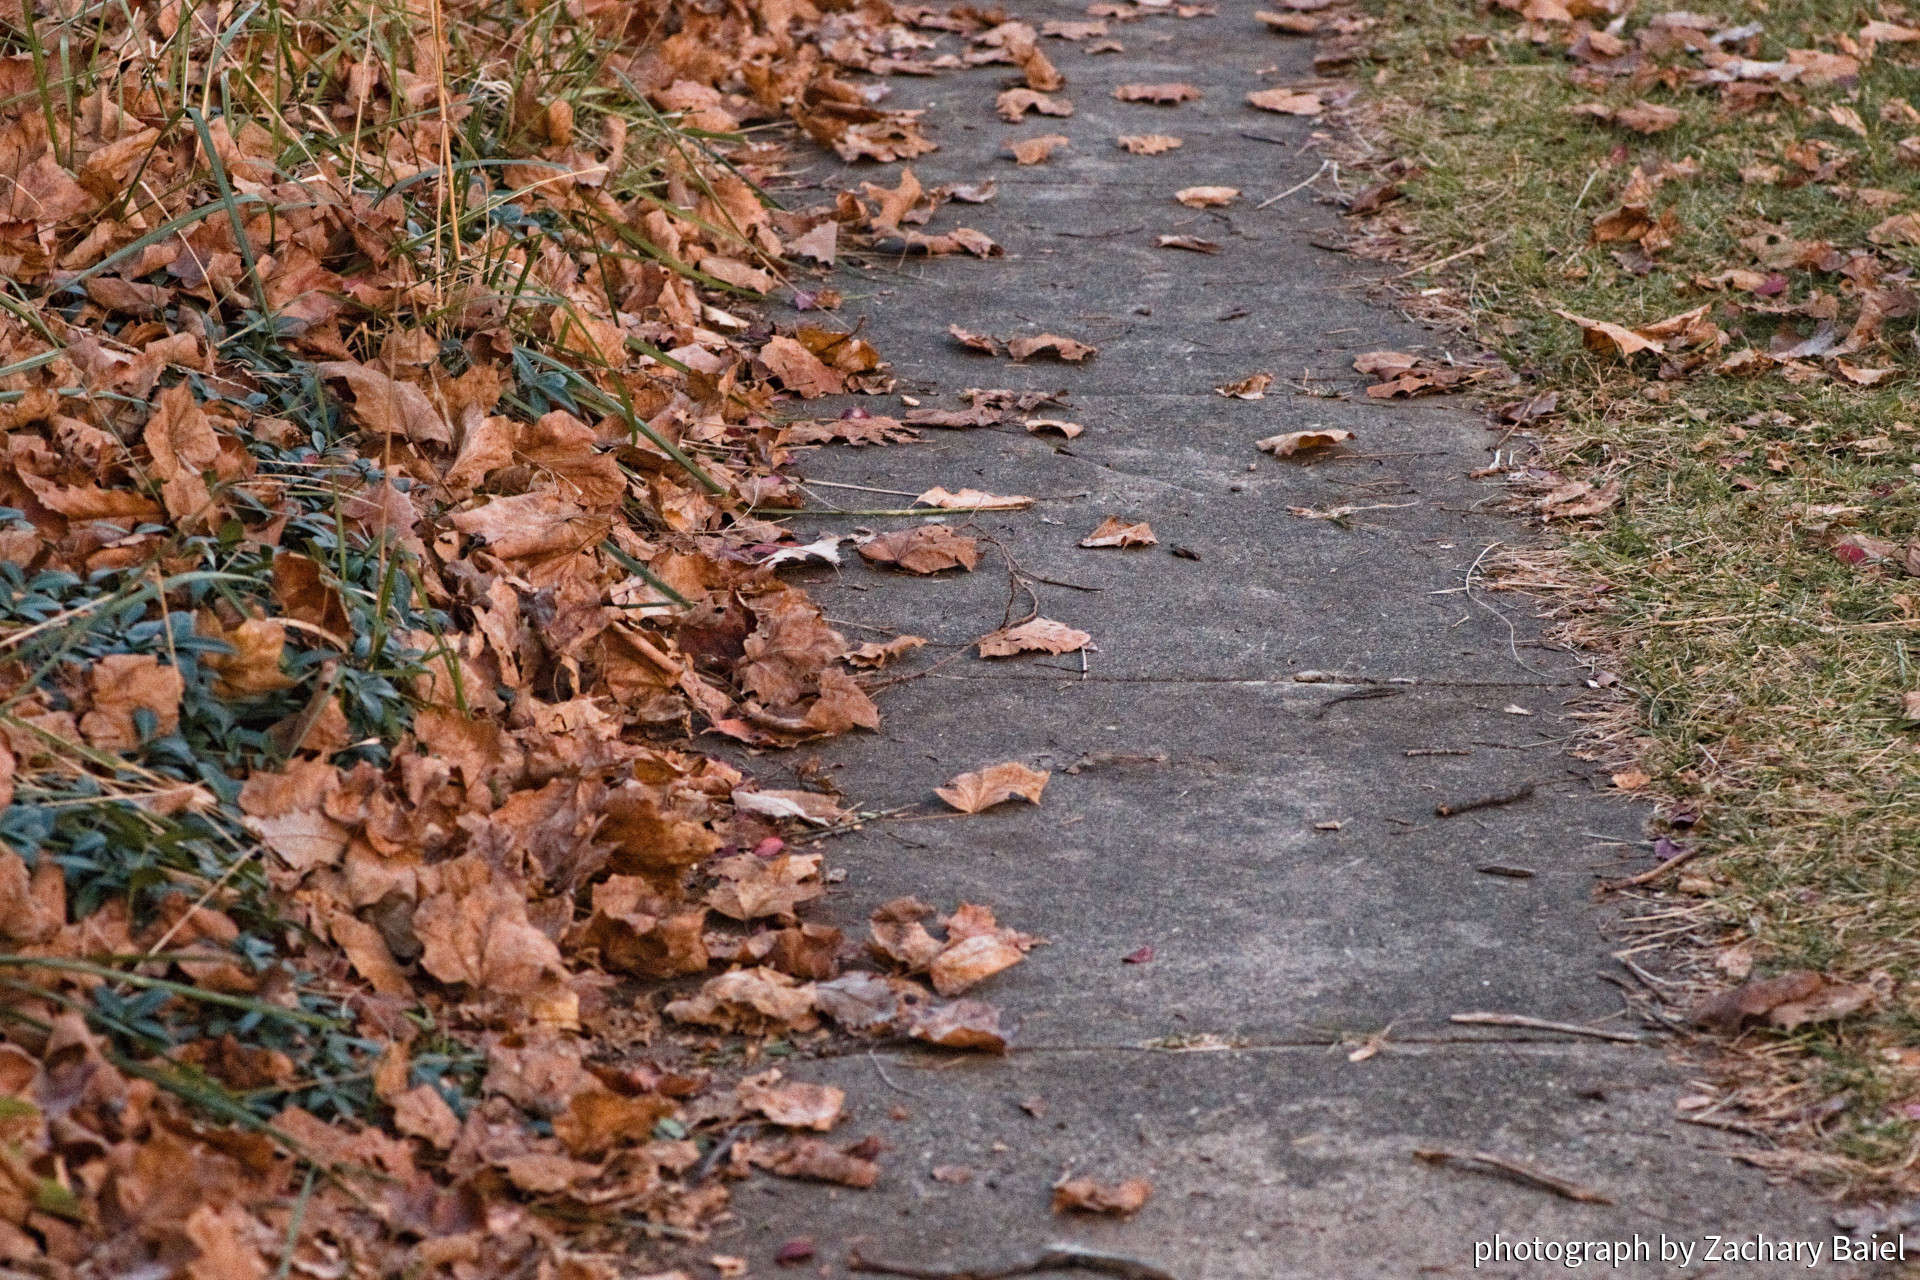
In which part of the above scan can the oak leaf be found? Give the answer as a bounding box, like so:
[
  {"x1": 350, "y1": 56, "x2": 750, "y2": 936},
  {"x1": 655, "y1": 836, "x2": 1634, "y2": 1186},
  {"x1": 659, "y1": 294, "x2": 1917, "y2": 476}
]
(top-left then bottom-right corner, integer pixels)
[
  {"x1": 1114, "y1": 83, "x2": 1202, "y2": 104},
  {"x1": 1118, "y1": 134, "x2": 1182, "y2": 154}
]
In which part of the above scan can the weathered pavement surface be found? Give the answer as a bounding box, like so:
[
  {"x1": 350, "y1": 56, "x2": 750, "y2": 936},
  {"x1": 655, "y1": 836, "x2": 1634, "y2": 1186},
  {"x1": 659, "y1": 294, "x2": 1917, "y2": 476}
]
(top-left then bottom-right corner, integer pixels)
[{"x1": 719, "y1": 6, "x2": 1847, "y2": 1276}]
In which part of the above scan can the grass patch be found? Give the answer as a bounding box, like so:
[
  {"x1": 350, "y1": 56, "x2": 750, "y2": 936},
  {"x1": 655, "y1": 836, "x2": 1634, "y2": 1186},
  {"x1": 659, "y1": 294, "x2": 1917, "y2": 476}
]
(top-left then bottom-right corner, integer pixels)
[{"x1": 1346, "y1": 0, "x2": 1920, "y2": 1184}]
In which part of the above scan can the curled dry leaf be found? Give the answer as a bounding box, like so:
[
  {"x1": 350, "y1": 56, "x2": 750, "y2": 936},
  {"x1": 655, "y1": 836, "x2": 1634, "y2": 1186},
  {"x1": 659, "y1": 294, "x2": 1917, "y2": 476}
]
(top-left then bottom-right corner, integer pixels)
[
  {"x1": 916, "y1": 486, "x2": 1034, "y2": 510},
  {"x1": 1053, "y1": 1176, "x2": 1153, "y2": 1216},
  {"x1": 1215, "y1": 373, "x2": 1273, "y2": 399},
  {"x1": 1247, "y1": 88, "x2": 1323, "y2": 115},
  {"x1": 1257, "y1": 9, "x2": 1320, "y2": 32},
  {"x1": 1175, "y1": 185, "x2": 1240, "y2": 208},
  {"x1": 995, "y1": 88, "x2": 1074, "y2": 122},
  {"x1": 745, "y1": 1137, "x2": 880, "y2": 1187},
  {"x1": 1537, "y1": 479, "x2": 1621, "y2": 520},
  {"x1": 857, "y1": 526, "x2": 982, "y2": 574},
  {"x1": 1555, "y1": 304, "x2": 1722, "y2": 359},
  {"x1": 1079, "y1": 517, "x2": 1157, "y2": 548},
  {"x1": 848, "y1": 635, "x2": 928, "y2": 668},
  {"x1": 1006, "y1": 333, "x2": 1097, "y2": 362},
  {"x1": 732, "y1": 789, "x2": 848, "y2": 826},
  {"x1": 1114, "y1": 82, "x2": 1202, "y2": 104},
  {"x1": 909, "y1": 998, "x2": 1010, "y2": 1053},
  {"x1": 948, "y1": 324, "x2": 1001, "y2": 354},
  {"x1": 738, "y1": 1070, "x2": 845, "y2": 1131},
  {"x1": 1257, "y1": 428, "x2": 1354, "y2": 458},
  {"x1": 1155, "y1": 235, "x2": 1220, "y2": 253},
  {"x1": 1023, "y1": 417, "x2": 1083, "y2": 437},
  {"x1": 936, "y1": 762, "x2": 1051, "y2": 813},
  {"x1": 1118, "y1": 134, "x2": 1183, "y2": 154},
  {"x1": 1693, "y1": 970, "x2": 1878, "y2": 1033},
  {"x1": 664, "y1": 967, "x2": 820, "y2": 1035},
  {"x1": 1612, "y1": 101, "x2": 1683, "y2": 134},
  {"x1": 977, "y1": 618, "x2": 1091, "y2": 657},
  {"x1": 1009, "y1": 134, "x2": 1072, "y2": 165}
]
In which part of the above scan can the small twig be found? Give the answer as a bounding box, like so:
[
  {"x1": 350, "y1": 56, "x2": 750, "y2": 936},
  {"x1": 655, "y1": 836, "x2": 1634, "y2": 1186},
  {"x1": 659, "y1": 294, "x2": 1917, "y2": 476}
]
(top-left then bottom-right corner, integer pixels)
[
  {"x1": 1257, "y1": 159, "x2": 1332, "y2": 209},
  {"x1": 1413, "y1": 1147, "x2": 1613, "y2": 1204},
  {"x1": 1678, "y1": 1113, "x2": 1771, "y2": 1141},
  {"x1": 1599, "y1": 843, "x2": 1701, "y2": 892},
  {"x1": 1386, "y1": 233, "x2": 1506, "y2": 281},
  {"x1": 1314, "y1": 687, "x2": 1402, "y2": 719},
  {"x1": 1434, "y1": 781, "x2": 1534, "y2": 817},
  {"x1": 691, "y1": 1121, "x2": 760, "y2": 1183},
  {"x1": 1406, "y1": 748, "x2": 1470, "y2": 756},
  {"x1": 1448, "y1": 1012, "x2": 1647, "y2": 1044},
  {"x1": 1463, "y1": 540, "x2": 1539, "y2": 674},
  {"x1": 869, "y1": 1047, "x2": 928, "y2": 1099}
]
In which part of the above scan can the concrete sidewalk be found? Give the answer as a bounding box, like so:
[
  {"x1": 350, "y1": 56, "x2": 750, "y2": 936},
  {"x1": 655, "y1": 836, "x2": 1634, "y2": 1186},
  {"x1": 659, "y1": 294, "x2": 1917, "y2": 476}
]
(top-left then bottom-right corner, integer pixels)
[{"x1": 721, "y1": 6, "x2": 1844, "y2": 1275}]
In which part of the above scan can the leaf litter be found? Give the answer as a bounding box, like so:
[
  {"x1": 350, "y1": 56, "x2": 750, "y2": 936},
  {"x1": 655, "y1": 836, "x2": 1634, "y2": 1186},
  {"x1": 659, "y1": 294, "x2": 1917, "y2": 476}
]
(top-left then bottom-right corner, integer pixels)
[{"x1": 0, "y1": 0, "x2": 1096, "y2": 1266}]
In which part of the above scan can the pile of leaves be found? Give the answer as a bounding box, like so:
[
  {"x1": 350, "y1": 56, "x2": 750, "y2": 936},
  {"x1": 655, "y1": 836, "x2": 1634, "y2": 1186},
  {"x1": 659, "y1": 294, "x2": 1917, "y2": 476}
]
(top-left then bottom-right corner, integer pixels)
[
  {"x1": 0, "y1": 0, "x2": 1077, "y2": 1269},
  {"x1": 1291, "y1": 0, "x2": 1920, "y2": 1197}
]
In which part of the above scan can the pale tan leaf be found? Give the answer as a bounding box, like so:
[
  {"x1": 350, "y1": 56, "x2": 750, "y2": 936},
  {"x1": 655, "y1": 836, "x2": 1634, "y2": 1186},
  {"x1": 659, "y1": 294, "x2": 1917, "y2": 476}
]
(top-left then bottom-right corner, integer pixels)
[
  {"x1": 935, "y1": 761, "x2": 1051, "y2": 812},
  {"x1": 1255, "y1": 428, "x2": 1354, "y2": 457},
  {"x1": 976, "y1": 618, "x2": 1090, "y2": 657},
  {"x1": 1078, "y1": 516, "x2": 1156, "y2": 548}
]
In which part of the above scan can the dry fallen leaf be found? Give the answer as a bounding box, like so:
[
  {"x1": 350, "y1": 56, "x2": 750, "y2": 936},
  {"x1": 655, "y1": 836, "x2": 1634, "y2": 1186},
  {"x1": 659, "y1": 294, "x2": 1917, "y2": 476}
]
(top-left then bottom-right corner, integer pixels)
[
  {"x1": 1023, "y1": 417, "x2": 1082, "y2": 437},
  {"x1": 1256, "y1": 428, "x2": 1354, "y2": 458},
  {"x1": 948, "y1": 324, "x2": 1000, "y2": 354},
  {"x1": 1246, "y1": 88, "x2": 1323, "y2": 115},
  {"x1": 1215, "y1": 372, "x2": 1272, "y2": 399},
  {"x1": 857, "y1": 526, "x2": 982, "y2": 574},
  {"x1": 738, "y1": 1070, "x2": 845, "y2": 1131},
  {"x1": 909, "y1": 999, "x2": 1009, "y2": 1052},
  {"x1": 1079, "y1": 517, "x2": 1157, "y2": 548},
  {"x1": 1175, "y1": 185, "x2": 1240, "y2": 208},
  {"x1": 1008, "y1": 134, "x2": 1072, "y2": 165},
  {"x1": 1053, "y1": 1175, "x2": 1153, "y2": 1216},
  {"x1": 1537, "y1": 479, "x2": 1622, "y2": 519},
  {"x1": 1006, "y1": 333, "x2": 1098, "y2": 362},
  {"x1": 1256, "y1": 8, "x2": 1320, "y2": 32},
  {"x1": 1613, "y1": 101, "x2": 1682, "y2": 134},
  {"x1": 848, "y1": 636, "x2": 928, "y2": 669},
  {"x1": 977, "y1": 618, "x2": 1091, "y2": 657},
  {"x1": 995, "y1": 88, "x2": 1074, "y2": 121},
  {"x1": 1154, "y1": 234, "x2": 1220, "y2": 253},
  {"x1": 1114, "y1": 82, "x2": 1202, "y2": 104},
  {"x1": 745, "y1": 1137, "x2": 880, "y2": 1187},
  {"x1": 936, "y1": 762, "x2": 1051, "y2": 812},
  {"x1": 1118, "y1": 134, "x2": 1183, "y2": 154},
  {"x1": 1693, "y1": 970, "x2": 1878, "y2": 1033},
  {"x1": 1611, "y1": 770, "x2": 1650, "y2": 791},
  {"x1": 915, "y1": 486, "x2": 1034, "y2": 510}
]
